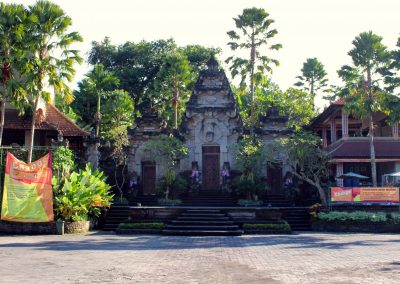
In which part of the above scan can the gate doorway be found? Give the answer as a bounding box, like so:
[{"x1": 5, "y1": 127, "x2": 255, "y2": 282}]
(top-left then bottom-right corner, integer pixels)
[
  {"x1": 141, "y1": 161, "x2": 156, "y2": 195},
  {"x1": 267, "y1": 162, "x2": 283, "y2": 194},
  {"x1": 202, "y1": 145, "x2": 220, "y2": 191}
]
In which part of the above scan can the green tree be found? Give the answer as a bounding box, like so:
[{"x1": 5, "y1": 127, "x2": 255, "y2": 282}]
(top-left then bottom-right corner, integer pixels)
[
  {"x1": 295, "y1": 57, "x2": 328, "y2": 107},
  {"x1": 23, "y1": 0, "x2": 82, "y2": 163},
  {"x1": 85, "y1": 64, "x2": 119, "y2": 137},
  {"x1": 226, "y1": 7, "x2": 282, "y2": 130},
  {"x1": 156, "y1": 50, "x2": 192, "y2": 128},
  {"x1": 235, "y1": 135, "x2": 266, "y2": 200},
  {"x1": 269, "y1": 131, "x2": 330, "y2": 207},
  {"x1": 144, "y1": 135, "x2": 188, "y2": 199},
  {"x1": 0, "y1": 3, "x2": 27, "y2": 146},
  {"x1": 338, "y1": 31, "x2": 391, "y2": 186}
]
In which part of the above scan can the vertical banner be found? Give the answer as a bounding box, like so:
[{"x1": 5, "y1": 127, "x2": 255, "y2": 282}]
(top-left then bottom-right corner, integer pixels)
[{"x1": 1, "y1": 152, "x2": 54, "y2": 222}]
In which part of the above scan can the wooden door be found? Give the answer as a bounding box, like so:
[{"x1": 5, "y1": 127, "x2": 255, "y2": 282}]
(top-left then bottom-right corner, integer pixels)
[
  {"x1": 267, "y1": 162, "x2": 283, "y2": 194},
  {"x1": 141, "y1": 161, "x2": 156, "y2": 195},
  {"x1": 202, "y1": 145, "x2": 220, "y2": 191}
]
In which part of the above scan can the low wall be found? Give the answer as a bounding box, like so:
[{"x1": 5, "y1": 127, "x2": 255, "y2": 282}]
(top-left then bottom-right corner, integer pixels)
[
  {"x1": 312, "y1": 221, "x2": 400, "y2": 233},
  {"x1": 0, "y1": 221, "x2": 56, "y2": 235}
]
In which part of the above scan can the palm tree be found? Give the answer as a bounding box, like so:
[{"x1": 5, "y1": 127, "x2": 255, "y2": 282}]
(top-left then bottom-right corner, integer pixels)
[
  {"x1": 338, "y1": 31, "x2": 391, "y2": 186},
  {"x1": 23, "y1": 0, "x2": 82, "y2": 163},
  {"x1": 0, "y1": 3, "x2": 27, "y2": 146},
  {"x1": 295, "y1": 58, "x2": 328, "y2": 108},
  {"x1": 85, "y1": 64, "x2": 119, "y2": 137},
  {"x1": 226, "y1": 7, "x2": 282, "y2": 131}
]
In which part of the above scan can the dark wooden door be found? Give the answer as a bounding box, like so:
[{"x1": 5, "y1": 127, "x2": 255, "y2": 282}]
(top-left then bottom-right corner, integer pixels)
[
  {"x1": 142, "y1": 161, "x2": 156, "y2": 195},
  {"x1": 267, "y1": 162, "x2": 283, "y2": 194},
  {"x1": 202, "y1": 145, "x2": 220, "y2": 191}
]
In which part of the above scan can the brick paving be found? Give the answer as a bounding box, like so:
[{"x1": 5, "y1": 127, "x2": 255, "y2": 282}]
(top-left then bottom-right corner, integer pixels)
[{"x1": 0, "y1": 232, "x2": 399, "y2": 283}]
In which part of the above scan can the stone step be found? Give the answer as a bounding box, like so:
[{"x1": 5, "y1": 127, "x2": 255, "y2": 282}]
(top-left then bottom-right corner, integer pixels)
[
  {"x1": 180, "y1": 213, "x2": 227, "y2": 217},
  {"x1": 171, "y1": 220, "x2": 235, "y2": 225},
  {"x1": 186, "y1": 209, "x2": 222, "y2": 213},
  {"x1": 162, "y1": 229, "x2": 243, "y2": 236},
  {"x1": 166, "y1": 225, "x2": 239, "y2": 230},
  {"x1": 177, "y1": 216, "x2": 230, "y2": 221}
]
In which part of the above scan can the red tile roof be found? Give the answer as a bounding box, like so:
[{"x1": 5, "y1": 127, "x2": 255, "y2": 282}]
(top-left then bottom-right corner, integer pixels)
[
  {"x1": 327, "y1": 138, "x2": 400, "y2": 159},
  {"x1": 1, "y1": 104, "x2": 89, "y2": 137}
]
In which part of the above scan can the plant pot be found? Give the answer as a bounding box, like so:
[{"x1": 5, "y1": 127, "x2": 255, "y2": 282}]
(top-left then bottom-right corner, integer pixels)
[
  {"x1": 64, "y1": 221, "x2": 90, "y2": 234},
  {"x1": 55, "y1": 221, "x2": 65, "y2": 235}
]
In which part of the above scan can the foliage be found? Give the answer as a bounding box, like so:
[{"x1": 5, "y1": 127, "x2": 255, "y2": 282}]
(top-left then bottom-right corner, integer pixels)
[
  {"x1": 337, "y1": 31, "x2": 393, "y2": 187},
  {"x1": 156, "y1": 174, "x2": 187, "y2": 199},
  {"x1": 118, "y1": 222, "x2": 166, "y2": 229},
  {"x1": 295, "y1": 58, "x2": 328, "y2": 100},
  {"x1": 315, "y1": 211, "x2": 400, "y2": 224},
  {"x1": 54, "y1": 163, "x2": 113, "y2": 222},
  {"x1": 226, "y1": 7, "x2": 281, "y2": 130},
  {"x1": 52, "y1": 146, "x2": 74, "y2": 182},
  {"x1": 269, "y1": 131, "x2": 329, "y2": 206},
  {"x1": 243, "y1": 222, "x2": 291, "y2": 231},
  {"x1": 235, "y1": 135, "x2": 266, "y2": 200},
  {"x1": 144, "y1": 135, "x2": 188, "y2": 199},
  {"x1": 86, "y1": 37, "x2": 216, "y2": 122},
  {"x1": 157, "y1": 198, "x2": 182, "y2": 206},
  {"x1": 155, "y1": 50, "x2": 192, "y2": 128},
  {"x1": 21, "y1": 0, "x2": 83, "y2": 162},
  {"x1": 238, "y1": 199, "x2": 263, "y2": 207},
  {"x1": 308, "y1": 203, "x2": 324, "y2": 219},
  {"x1": 0, "y1": 3, "x2": 28, "y2": 146}
]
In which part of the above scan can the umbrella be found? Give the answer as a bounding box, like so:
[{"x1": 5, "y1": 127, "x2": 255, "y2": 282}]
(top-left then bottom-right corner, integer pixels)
[
  {"x1": 337, "y1": 172, "x2": 369, "y2": 179},
  {"x1": 386, "y1": 172, "x2": 400, "y2": 177}
]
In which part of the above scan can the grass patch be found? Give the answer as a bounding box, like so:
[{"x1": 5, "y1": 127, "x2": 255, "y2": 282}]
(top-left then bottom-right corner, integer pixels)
[
  {"x1": 118, "y1": 222, "x2": 166, "y2": 229},
  {"x1": 243, "y1": 222, "x2": 291, "y2": 231}
]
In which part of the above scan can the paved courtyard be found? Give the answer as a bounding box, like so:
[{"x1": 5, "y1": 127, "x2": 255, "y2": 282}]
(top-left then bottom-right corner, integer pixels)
[{"x1": 0, "y1": 232, "x2": 399, "y2": 283}]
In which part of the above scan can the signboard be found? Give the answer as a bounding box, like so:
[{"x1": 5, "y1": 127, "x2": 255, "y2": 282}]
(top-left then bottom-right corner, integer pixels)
[
  {"x1": 331, "y1": 187, "x2": 400, "y2": 203},
  {"x1": 1, "y1": 152, "x2": 54, "y2": 222}
]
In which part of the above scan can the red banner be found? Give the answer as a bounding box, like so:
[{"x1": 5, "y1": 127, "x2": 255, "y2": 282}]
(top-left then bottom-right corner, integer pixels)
[{"x1": 331, "y1": 187, "x2": 400, "y2": 203}]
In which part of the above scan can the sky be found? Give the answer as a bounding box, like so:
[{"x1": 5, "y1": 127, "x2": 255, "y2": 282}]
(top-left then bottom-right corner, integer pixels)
[{"x1": 5, "y1": 0, "x2": 400, "y2": 108}]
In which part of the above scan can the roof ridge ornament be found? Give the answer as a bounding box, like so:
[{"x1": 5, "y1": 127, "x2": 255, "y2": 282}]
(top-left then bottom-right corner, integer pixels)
[{"x1": 206, "y1": 55, "x2": 219, "y2": 72}]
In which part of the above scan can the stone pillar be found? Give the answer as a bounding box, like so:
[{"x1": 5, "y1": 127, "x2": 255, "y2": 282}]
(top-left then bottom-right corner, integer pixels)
[
  {"x1": 336, "y1": 162, "x2": 344, "y2": 187},
  {"x1": 84, "y1": 134, "x2": 100, "y2": 169},
  {"x1": 392, "y1": 122, "x2": 399, "y2": 139},
  {"x1": 330, "y1": 119, "x2": 337, "y2": 143},
  {"x1": 322, "y1": 127, "x2": 328, "y2": 148},
  {"x1": 341, "y1": 111, "x2": 349, "y2": 139}
]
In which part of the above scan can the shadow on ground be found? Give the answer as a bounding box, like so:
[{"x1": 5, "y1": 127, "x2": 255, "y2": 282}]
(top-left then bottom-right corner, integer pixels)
[{"x1": 0, "y1": 232, "x2": 399, "y2": 252}]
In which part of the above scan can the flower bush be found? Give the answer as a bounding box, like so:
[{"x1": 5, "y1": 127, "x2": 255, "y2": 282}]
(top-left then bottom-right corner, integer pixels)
[{"x1": 315, "y1": 211, "x2": 400, "y2": 225}]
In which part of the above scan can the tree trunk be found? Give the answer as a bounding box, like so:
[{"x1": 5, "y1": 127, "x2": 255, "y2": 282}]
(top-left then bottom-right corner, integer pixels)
[
  {"x1": 367, "y1": 68, "x2": 377, "y2": 187},
  {"x1": 173, "y1": 89, "x2": 179, "y2": 129},
  {"x1": 292, "y1": 170, "x2": 328, "y2": 207},
  {"x1": 27, "y1": 95, "x2": 40, "y2": 163},
  {"x1": 0, "y1": 98, "x2": 6, "y2": 147},
  {"x1": 249, "y1": 32, "x2": 256, "y2": 135},
  {"x1": 95, "y1": 93, "x2": 101, "y2": 137}
]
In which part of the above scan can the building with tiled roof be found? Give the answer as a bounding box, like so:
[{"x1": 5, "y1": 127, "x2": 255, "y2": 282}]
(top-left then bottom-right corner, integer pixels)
[
  {"x1": 310, "y1": 100, "x2": 400, "y2": 187},
  {"x1": 1, "y1": 102, "x2": 89, "y2": 150}
]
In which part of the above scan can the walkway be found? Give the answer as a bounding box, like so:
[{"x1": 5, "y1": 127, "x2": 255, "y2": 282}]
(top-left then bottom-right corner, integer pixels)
[{"x1": 0, "y1": 233, "x2": 399, "y2": 283}]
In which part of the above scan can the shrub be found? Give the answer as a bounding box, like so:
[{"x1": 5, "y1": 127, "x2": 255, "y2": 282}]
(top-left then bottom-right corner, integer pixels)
[
  {"x1": 238, "y1": 199, "x2": 263, "y2": 207},
  {"x1": 243, "y1": 222, "x2": 291, "y2": 231},
  {"x1": 118, "y1": 222, "x2": 166, "y2": 229},
  {"x1": 156, "y1": 174, "x2": 188, "y2": 199},
  {"x1": 52, "y1": 146, "x2": 75, "y2": 182},
  {"x1": 54, "y1": 164, "x2": 113, "y2": 222},
  {"x1": 157, "y1": 198, "x2": 182, "y2": 206},
  {"x1": 316, "y1": 211, "x2": 392, "y2": 224}
]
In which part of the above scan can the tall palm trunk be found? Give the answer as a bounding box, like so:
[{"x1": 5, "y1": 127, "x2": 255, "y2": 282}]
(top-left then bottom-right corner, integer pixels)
[
  {"x1": 0, "y1": 98, "x2": 6, "y2": 146},
  {"x1": 249, "y1": 31, "x2": 256, "y2": 135},
  {"x1": 95, "y1": 93, "x2": 101, "y2": 137},
  {"x1": 27, "y1": 95, "x2": 40, "y2": 163},
  {"x1": 173, "y1": 89, "x2": 179, "y2": 129},
  {"x1": 367, "y1": 68, "x2": 377, "y2": 187}
]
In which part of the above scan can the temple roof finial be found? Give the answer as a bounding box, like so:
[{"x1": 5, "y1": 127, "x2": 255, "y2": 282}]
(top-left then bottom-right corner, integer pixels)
[{"x1": 206, "y1": 54, "x2": 219, "y2": 72}]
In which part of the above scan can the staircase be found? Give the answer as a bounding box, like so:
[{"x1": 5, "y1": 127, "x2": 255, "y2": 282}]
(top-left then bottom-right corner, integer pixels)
[
  {"x1": 182, "y1": 191, "x2": 237, "y2": 206},
  {"x1": 103, "y1": 206, "x2": 130, "y2": 231},
  {"x1": 163, "y1": 209, "x2": 243, "y2": 236},
  {"x1": 263, "y1": 194, "x2": 291, "y2": 207},
  {"x1": 283, "y1": 208, "x2": 312, "y2": 231},
  {"x1": 129, "y1": 194, "x2": 158, "y2": 206}
]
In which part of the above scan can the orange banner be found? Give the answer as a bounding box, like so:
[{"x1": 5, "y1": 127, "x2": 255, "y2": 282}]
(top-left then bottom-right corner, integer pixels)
[
  {"x1": 1, "y1": 152, "x2": 54, "y2": 222},
  {"x1": 331, "y1": 187, "x2": 400, "y2": 203}
]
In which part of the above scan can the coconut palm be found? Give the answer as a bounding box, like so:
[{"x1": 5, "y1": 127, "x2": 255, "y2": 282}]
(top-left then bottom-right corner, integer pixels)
[
  {"x1": 23, "y1": 0, "x2": 82, "y2": 162},
  {"x1": 0, "y1": 3, "x2": 27, "y2": 146},
  {"x1": 226, "y1": 7, "x2": 281, "y2": 131}
]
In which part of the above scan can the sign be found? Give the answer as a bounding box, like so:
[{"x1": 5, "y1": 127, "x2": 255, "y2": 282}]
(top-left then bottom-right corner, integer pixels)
[
  {"x1": 1, "y1": 152, "x2": 54, "y2": 222},
  {"x1": 331, "y1": 187, "x2": 400, "y2": 203}
]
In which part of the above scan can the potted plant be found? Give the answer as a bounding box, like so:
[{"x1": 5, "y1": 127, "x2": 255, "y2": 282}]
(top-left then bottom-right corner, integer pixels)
[{"x1": 53, "y1": 163, "x2": 113, "y2": 233}]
